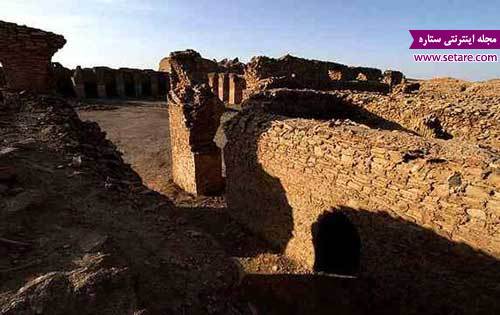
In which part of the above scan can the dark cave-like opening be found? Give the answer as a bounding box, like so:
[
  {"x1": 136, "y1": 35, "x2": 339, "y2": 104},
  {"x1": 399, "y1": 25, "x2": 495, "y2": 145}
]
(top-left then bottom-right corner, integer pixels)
[{"x1": 312, "y1": 211, "x2": 361, "y2": 276}]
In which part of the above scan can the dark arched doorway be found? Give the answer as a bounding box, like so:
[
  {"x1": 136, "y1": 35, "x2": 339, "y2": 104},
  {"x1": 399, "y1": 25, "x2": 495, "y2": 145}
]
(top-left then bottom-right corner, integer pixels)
[{"x1": 312, "y1": 211, "x2": 361, "y2": 275}]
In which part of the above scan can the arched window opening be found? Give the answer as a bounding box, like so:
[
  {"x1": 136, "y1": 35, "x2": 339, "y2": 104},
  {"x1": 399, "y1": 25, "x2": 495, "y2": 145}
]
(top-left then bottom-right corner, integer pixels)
[{"x1": 312, "y1": 211, "x2": 361, "y2": 276}]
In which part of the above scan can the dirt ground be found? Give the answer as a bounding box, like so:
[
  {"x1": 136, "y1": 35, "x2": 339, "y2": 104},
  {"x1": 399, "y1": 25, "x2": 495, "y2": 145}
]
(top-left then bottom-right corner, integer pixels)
[
  {"x1": 77, "y1": 100, "x2": 306, "y2": 274},
  {"x1": 0, "y1": 95, "x2": 245, "y2": 314},
  {"x1": 76, "y1": 100, "x2": 373, "y2": 314}
]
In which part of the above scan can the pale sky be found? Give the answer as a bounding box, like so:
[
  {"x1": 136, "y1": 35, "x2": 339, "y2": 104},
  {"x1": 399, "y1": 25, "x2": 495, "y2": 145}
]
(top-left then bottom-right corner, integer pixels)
[{"x1": 1, "y1": 0, "x2": 499, "y2": 81}]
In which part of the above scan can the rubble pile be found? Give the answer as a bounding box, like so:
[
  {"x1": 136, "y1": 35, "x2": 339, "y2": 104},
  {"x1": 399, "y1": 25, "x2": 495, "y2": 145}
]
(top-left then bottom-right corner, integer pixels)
[
  {"x1": 0, "y1": 21, "x2": 66, "y2": 93},
  {"x1": 344, "y1": 78, "x2": 500, "y2": 149},
  {"x1": 224, "y1": 82, "x2": 500, "y2": 314},
  {"x1": 0, "y1": 91, "x2": 245, "y2": 314}
]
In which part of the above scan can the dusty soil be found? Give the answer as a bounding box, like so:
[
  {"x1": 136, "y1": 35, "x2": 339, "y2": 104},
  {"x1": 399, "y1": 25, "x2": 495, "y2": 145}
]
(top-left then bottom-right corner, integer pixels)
[
  {"x1": 76, "y1": 100, "x2": 372, "y2": 314},
  {"x1": 77, "y1": 101, "x2": 307, "y2": 275},
  {"x1": 0, "y1": 94, "x2": 246, "y2": 314}
]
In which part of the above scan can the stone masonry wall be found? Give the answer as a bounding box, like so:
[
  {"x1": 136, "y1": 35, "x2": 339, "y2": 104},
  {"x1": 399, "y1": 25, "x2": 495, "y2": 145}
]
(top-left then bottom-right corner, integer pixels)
[
  {"x1": 225, "y1": 110, "x2": 499, "y2": 267},
  {"x1": 244, "y1": 54, "x2": 401, "y2": 96},
  {"x1": 345, "y1": 81, "x2": 500, "y2": 150},
  {"x1": 224, "y1": 107, "x2": 499, "y2": 312},
  {"x1": 71, "y1": 66, "x2": 168, "y2": 99},
  {"x1": 166, "y1": 50, "x2": 224, "y2": 195},
  {"x1": 0, "y1": 20, "x2": 66, "y2": 93}
]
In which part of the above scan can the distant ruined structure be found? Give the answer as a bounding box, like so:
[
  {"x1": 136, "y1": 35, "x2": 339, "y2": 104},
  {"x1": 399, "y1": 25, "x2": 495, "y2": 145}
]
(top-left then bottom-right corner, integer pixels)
[
  {"x1": 0, "y1": 20, "x2": 66, "y2": 93},
  {"x1": 70, "y1": 66, "x2": 169, "y2": 99}
]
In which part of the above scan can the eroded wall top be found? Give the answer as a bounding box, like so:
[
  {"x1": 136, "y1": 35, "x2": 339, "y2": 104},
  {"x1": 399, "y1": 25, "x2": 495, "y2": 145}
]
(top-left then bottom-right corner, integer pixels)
[{"x1": 0, "y1": 20, "x2": 66, "y2": 92}]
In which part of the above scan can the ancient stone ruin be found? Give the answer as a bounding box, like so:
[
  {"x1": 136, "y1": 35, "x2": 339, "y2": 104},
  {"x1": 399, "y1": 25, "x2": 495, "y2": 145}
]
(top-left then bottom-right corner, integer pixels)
[
  {"x1": 165, "y1": 50, "x2": 225, "y2": 195},
  {"x1": 1, "y1": 18, "x2": 499, "y2": 315},
  {"x1": 70, "y1": 66, "x2": 168, "y2": 99},
  {"x1": 0, "y1": 21, "x2": 66, "y2": 93},
  {"x1": 243, "y1": 54, "x2": 404, "y2": 96},
  {"x1": 225, "y1": 90, "x2": 498, "y2": 269},
  {"x1": 161, "y1": 55, "x2": 246, "y2": 107}
]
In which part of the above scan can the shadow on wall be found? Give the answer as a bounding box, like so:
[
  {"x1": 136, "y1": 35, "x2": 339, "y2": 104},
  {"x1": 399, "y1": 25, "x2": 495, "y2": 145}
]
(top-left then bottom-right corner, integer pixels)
[
  {"x1": 224, "y1": 92, "x2": 421, "y2": 255},
  {"x1": 243, "y1": 89, "x2": 418, "y2": 134},
  {"x1": 224, "y1": 107, "x2": 500, "y2": 314},
  {"x1": 239, "y1": 206, "x2": 500, "y2": 315},
  {"x1": 224, "y1": 112, "x2": 294, "y2": 254},
  {"x1": 312, "y1": 211, "x2": 361, "y2": 275}
]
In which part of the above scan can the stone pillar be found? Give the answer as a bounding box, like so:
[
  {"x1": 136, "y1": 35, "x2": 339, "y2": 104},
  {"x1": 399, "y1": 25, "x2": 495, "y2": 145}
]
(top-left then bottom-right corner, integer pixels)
[
  {"x1": 115, "y1": 71, "x2": 126, "y2": 98},
  {"x1": 166, "y1": 50, "x2": 224, "y2": 196},
  {"x1": 218, "y1": 72, "x2": 229, "y2": 102},
  {"x1": 133, "y1": 72, "x2": 143, "y2": 97},
  {"x1": 207, "y1": 72, "x2": 219, "y2": 98},
  {"x1": 94, "y1": 68, "x2": 107, "y2": 98},
  {"x1": 149, "y1": 72, "x2": 160, "y2": 97},
  {"x1": 72, "y1": 66, "x2": 86, "y2": 99},
  {"x1": 229, "y1": 73, "x2": 244, "y2": 105}
]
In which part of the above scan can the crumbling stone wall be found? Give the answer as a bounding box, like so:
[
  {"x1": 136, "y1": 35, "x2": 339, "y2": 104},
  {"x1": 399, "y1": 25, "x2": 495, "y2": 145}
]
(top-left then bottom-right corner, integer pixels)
[
  {"x1": 166, "y1": 50, "x2": 224, "y2": 195},
  {"x1": 0, "y1": 20, "x2": 66, "y2": 93},
  {"x1": 225, "y1": 92, "x2": 499, "y2": 269},
  {"x1": 345, "y1": 83, "x2": 500, "y2": 149},
  {"x1": 71, "y1": 66, "x2": 168, "y2": 99},
  {"x1": 53, "y1": 62, "x2": 75, "y2": 97},
  {"x1": 244, "y1": 55, "x2": 399, "y2": 96}
]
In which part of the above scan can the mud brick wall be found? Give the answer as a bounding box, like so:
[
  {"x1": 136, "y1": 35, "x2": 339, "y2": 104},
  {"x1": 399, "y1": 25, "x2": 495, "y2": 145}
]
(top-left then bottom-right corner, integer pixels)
[
  {"x1": 168, "y1": 104, "x2": 198, "y2": 193},
  {"x1": 225, "y1": 110, "x2": 499, "y2": 269},
  {"x1": 349, "y1": 66, "x2": 382, "y2": 81},
  {"x1": 207, "y1": 73, "x2": 219, "y2": 98},
  {"x1": 166, "y1": 50, "x2": 224, "y2": 195},
  {"x1": 53, "y1": 62, "x2": 75, "y2": 97},
  {"x1": 229, "y1": 73, "x2": 244, "y2": 105},
  {"x1": 346, "y1": 88, "x2": 500, "y2": 149},
  {"x1": 244, "y1": 54, "x2": 348, "y2": 93},
  {"x1": 0, "y1": 21, "x2": 66, "y2": 93},
  {"x1": 244, "y1": 54, "x2": 394, "y2": 96},
  {"x1": 72, "y1": 66, "x2": 167, "y2": 99},
  {"x1": 218, "y1": 73, "x2": 230, "y2": 102}
]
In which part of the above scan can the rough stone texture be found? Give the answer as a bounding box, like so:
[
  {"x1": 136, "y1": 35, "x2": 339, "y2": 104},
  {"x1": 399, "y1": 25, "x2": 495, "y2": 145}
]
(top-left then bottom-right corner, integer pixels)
[
  {"x1": 0, "y1": 20, "x2": 66, "y2": 93},
  {"x1": 207, "y1": 72, "x2": 219, "y2": 98},
  {"x1": 382, "y1": 70, "x2": 405, "y2": 87},
  {"x1": 0, "y1": 92, "x2": 244, "y2": 314},
  {"x1": 52, "y1": 63, "x2": 75, "y2": 97},
  {"x1": 229, "y1": 74, "x2": 244, "y2": 105},
  {"x1": 345, "y1": 79, "x2": 500, "y2": 149},
  {"x1": 244, "y1": 55, "x2": 394, "y2": 96},
  {"x1": 350, "y1": 66, "x2": 382, "y2": 81},
  {"x1": 217, "y1": 58, "x2": 245, "y2": 75},
  {"x1": 218, "y1": 73, "x2": 230, "y2": 102},
  {"x1": 166, "y1": 50, "x2": 224, "y2": 195},
  {"x1": 244, "y1": 54, "x2": 348, "y2": 93},
  {"x1": 226, "y1": 106, "x2": 499, "y2": 264},
  {"x1": 159, "y1": 54, "x2": 218, "y2": 74},
  {"x1": 225, "y1": 103, "x2": 499, "y2": 313},
  {"x1": 71, "y1": 66, "x2": 167, "y2": 99}
]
